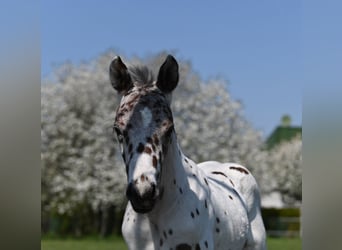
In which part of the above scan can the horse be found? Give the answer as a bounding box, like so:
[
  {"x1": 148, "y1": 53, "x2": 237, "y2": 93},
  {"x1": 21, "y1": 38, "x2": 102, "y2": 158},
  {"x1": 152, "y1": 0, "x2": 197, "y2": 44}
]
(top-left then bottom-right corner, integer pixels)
[{"x1": 109, "y1": 55, "x2": 266, "y2": 250}]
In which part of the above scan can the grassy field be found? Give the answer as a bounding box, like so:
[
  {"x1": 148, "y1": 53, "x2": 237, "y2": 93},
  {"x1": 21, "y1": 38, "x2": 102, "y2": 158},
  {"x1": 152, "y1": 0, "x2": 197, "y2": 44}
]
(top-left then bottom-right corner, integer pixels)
[{"x1": 41, "y1": 236, "x2": 301, "y2": 250}]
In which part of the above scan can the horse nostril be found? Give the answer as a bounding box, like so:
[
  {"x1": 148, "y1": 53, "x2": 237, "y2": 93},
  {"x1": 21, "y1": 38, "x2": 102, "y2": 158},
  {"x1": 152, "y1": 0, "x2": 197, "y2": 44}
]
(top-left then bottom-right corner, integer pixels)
[
  {"x1": 126, "y1": 181, "x2": 156, "y2": 201},
  {"x1": 142, "y1": 183, "x2": 156, "y2": 200}
]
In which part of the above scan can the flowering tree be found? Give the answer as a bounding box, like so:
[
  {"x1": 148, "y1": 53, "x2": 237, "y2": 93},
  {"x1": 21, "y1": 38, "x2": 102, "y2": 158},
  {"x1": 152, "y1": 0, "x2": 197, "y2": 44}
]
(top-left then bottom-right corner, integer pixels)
[
  {"x1": 41, "y1": 51, "x2": 127, "y2": 235},
  {"x1": 41, "y1": 50, "x2": 301, "y2": 234},
  {"x1": 260, "y1": 136, "x2": 302, "y2": 206}
]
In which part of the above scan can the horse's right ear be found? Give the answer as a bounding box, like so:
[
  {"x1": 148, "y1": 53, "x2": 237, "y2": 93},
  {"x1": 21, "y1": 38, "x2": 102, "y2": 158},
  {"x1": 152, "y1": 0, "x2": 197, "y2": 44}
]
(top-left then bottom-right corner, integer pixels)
[
  {"x1": 109, "y1": 56, "x2": 133, "y2": 94},
  {"x1": 156, "y1": 55, "x2": 179, "y2": 93}
]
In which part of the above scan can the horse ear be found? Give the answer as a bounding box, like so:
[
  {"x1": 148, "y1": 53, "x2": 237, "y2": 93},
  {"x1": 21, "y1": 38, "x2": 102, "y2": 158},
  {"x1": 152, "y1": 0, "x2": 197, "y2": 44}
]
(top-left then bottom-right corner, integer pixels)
[
  {"x1": 109, "y1": 56, "x2": 133, "y2": 94},
  {"x1": 156, "y1": 55, "x2": 179, "y2": 93}
]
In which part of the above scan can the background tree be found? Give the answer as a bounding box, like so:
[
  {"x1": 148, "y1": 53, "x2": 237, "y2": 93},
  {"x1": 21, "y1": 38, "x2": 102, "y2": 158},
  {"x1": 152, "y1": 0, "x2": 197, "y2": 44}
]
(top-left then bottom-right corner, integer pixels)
[
  {"x1": 260, "y1": 136, "x2": 302, "y2": 206},
  {"x1": 42, "y1": 51, "x2": 127, "y2": 235},
  {"x1": 41, "y1": 50, "x2": 301, "y2": 235}
]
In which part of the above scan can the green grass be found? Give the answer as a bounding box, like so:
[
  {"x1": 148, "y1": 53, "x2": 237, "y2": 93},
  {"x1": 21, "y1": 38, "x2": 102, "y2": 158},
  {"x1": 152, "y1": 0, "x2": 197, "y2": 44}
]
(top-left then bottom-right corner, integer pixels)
[
  {"x1": 41, "y1": 236, "x2": 128, "y2": 250},
  {"x1": 267, "y1": 237, "x2": 302, "y2": 250},
  {"x1": 41, "y1": 236, "x2": 301, "y2": 250}
]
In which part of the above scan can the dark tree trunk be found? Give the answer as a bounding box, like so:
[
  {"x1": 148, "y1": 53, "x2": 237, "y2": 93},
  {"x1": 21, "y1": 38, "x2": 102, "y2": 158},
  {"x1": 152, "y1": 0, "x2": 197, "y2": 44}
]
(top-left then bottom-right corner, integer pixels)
[{"x1": 100, "y1": 204, "x2": 116, "y2": 237}]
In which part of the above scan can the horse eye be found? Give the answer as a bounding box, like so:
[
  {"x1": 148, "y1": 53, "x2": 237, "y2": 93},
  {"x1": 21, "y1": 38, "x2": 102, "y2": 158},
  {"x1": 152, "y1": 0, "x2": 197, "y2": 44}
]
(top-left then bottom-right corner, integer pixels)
[
  {"x1": 165, "y1": 125, "x2": 174, "y2": 138},
  {"x1": 114, "y1": 126, "x2": 124, "y2": 141},
  {"x1": 117, "y1": 134, "x2": 124, "y2": 142}
]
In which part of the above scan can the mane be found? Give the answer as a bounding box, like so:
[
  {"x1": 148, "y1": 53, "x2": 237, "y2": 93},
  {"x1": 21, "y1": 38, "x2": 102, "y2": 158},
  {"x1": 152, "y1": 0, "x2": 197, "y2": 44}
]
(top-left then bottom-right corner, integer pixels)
[{"x1": 128, "y1": 65, "x2": 155, "y2": 86}]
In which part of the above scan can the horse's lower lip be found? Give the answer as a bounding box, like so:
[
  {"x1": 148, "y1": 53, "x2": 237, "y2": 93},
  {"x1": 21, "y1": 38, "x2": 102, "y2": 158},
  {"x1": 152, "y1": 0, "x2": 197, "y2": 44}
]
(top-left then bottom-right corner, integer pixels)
[
  {"x1": 130, "y1": 199, "x2": 155, "y2": 214},
  {"x1": 132, "y1": 205, "x2": 153, "y2": 214}
]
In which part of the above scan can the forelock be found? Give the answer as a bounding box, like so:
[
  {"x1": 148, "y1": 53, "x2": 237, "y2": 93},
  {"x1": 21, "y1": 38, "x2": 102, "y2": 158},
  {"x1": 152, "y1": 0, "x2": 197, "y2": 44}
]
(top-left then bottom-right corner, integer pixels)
[{"x1": 128, "y1": 65, "x2": 155, "y2": 86}]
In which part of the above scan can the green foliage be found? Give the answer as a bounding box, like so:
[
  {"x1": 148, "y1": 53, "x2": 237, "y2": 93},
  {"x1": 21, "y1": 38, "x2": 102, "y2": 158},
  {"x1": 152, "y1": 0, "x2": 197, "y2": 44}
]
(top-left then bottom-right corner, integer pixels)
[
  {"x1": 262, "y1": 208, "x2": 300, "y2": 217},
  {"x1": 262, "y1": 208, "x2": 301, "y2": 235},
  {"x1": 266, "y1": 126, "x2": 302, "y2": 150},
  {"x1": 41, "y1": 50, "x2": 302, "y2": 236},
  {"x1": 42, "y1": 206, "x2": 125, "y2": 237}
]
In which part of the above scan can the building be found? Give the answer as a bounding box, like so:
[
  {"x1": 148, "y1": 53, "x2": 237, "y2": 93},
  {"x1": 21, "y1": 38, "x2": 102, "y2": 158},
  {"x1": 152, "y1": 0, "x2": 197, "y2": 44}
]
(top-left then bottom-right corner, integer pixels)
[
  {"x1": 261, "y1": 115, "x2": 302, "y2": 208},
  {"x1": 265, "y1": 115, "x2": 302, "y2": 150}
]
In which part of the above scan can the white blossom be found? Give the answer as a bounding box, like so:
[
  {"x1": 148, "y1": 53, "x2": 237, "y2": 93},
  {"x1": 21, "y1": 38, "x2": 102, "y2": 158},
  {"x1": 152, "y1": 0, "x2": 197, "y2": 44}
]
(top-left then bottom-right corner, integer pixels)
[
  {"x1": 259, "y1": 136, "x2": 302, "y2": 205},
  {"x1": 41, "y1": 51, "x2": 302, "y2": 218}
]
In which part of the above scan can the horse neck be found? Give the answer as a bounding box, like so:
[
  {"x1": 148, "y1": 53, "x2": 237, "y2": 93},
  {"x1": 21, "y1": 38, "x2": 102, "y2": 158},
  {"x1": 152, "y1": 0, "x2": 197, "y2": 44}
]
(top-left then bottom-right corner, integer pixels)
[{"x1": 153, "y1": 131, "x2": 188, "y2": 214}]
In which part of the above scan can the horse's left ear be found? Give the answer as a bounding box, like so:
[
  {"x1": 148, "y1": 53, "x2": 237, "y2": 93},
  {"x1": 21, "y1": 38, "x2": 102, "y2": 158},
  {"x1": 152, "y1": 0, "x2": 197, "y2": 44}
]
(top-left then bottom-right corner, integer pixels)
[{"x1": 156, "y1": 55, "x2": 179, "y2": 93}]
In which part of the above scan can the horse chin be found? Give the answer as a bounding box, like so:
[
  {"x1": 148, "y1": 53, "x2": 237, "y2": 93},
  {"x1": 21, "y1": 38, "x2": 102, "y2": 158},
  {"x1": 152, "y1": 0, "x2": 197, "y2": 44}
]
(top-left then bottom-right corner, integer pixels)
[{"x1": 130, "y1": 199, "x2": 156, "y2": 214}]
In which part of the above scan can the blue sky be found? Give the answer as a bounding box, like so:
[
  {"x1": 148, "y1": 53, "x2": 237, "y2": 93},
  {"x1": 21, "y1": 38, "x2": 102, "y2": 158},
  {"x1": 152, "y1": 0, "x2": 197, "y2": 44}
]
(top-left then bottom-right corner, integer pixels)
[{"x1": 42, "y1": 1, "x2": 302, "y2": 137}]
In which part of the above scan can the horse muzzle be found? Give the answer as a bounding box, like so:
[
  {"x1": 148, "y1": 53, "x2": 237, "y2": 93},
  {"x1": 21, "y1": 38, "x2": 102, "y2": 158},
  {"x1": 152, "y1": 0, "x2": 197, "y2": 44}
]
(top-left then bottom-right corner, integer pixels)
[{"x1": 126, "y1": 182, "x2": 157, "y2": 213}]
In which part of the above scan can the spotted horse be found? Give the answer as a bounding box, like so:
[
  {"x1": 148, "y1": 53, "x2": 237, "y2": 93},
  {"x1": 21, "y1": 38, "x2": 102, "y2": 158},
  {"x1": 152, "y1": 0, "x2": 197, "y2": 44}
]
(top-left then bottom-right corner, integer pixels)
[{"x1": 109, "y1": 55, "x2": 266, "y2": 250}]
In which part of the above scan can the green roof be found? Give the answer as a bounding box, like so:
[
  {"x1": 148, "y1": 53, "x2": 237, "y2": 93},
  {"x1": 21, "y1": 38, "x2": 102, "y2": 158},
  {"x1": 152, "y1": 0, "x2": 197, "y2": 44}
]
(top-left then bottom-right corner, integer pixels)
[{"x1": 265, "y1": 126, "x2": 302, "y2": 149}]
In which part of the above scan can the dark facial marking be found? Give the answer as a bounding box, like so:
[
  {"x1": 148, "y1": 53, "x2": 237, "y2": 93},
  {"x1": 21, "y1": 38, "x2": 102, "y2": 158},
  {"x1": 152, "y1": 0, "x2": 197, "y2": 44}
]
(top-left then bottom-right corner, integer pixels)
[
  {"x1": 229, "y1": 179, "x2": 235, "y2": 187},
  {"x1": 146, "y1": 137, "x2": 153, "y2": 144},
  {"x1": 204, "y1": 178, "x2": 209, "y2": 186},
  {"x1": 116, "y1": 112, "x2": 125, "y2": 119},
  {"x1": 126, "y1": 123, "x2": 133, "y2": 130},
  {"x1": 191, "y1": 212, "x2": 194, "y2": 218},
  {"x1": 139, "y1": 99, "x2": 149, "y2": 106},
  {"x1": 137, "y1": 143, "x2": 144, "y2": 153},
  {"x1": 144, "y1": 146, "x2": 152, "y2": 154},
  {"x1": 205, "y1": 199, "x2": 208, "y2": 208},
  {"x1": 128, "y1": 143, "x2": 133, "y2": 153},
  {"x1": 216, "y1": 228, "x2": 220, "y2": 233},
  {"x1": 179, "y1": 187, "x2": 183, "y2": 194},
  {"x1": 229, "y1": 166, "x2": 249, "y2": 174},
  {"x1": 153, "y1": 134, "x2": 160, "y2": 145},
  {"x1": 163, "y1": 230, "x2": 167, "y2": 239},
  {"x1": 125, "y1": 164, "x2": 129, "y2": 175},
  {"x1": 216, "y1": 217, "x2": 220, "y2": 223},
  {"x1": 123, "y1": 130, "x2": 128, "y2": 138},
  {"x1": 168, "y1": 229, "x2": 173, "y2": 235},
  {"x1": 211, "y1": 171, "x2": 227, "y2": 178},
  {"x1": 152, "y1": 156, "x2": 158, "y2": 168},
  {"x1": 229, "y1": 195, "x2": 233, "y2": 200},
  {"x1": 205, "y1": 241, "x2": 208, "y2": 248},
  {"x1": 196, "y1": 208, "x2": 200, "y2": 215}
]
